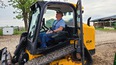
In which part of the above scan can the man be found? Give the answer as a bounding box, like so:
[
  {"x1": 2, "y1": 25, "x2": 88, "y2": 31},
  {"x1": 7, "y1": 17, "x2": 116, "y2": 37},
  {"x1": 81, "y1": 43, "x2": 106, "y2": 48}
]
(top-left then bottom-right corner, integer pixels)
[{"x1": 40, "y1": 11, "x2": 65, "y2": 48}]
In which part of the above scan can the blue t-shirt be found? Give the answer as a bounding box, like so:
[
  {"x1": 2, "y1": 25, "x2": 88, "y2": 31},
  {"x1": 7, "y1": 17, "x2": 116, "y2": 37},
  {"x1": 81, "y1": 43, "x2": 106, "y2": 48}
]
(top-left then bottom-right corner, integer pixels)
[{"x1": 52, "y1": 19, "x2": 65, "y2": 30}]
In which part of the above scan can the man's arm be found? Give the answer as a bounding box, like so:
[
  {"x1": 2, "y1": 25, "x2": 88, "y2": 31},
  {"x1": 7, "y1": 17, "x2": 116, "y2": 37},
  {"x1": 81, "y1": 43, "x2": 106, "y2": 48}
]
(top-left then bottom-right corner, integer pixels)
[
  {"x1": 53, "y1": 26, "x2": 63, "y2": 33},
  {"x1": 46, "y1": 26, "x2": 63, "y2": 34}
]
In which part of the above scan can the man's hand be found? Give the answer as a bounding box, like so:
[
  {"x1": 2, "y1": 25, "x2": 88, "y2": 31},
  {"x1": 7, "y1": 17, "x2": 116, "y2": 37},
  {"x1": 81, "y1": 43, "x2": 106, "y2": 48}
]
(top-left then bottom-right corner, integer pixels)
[{"x1": 46, "y1": 30, "x2": 53, "y2": 34}]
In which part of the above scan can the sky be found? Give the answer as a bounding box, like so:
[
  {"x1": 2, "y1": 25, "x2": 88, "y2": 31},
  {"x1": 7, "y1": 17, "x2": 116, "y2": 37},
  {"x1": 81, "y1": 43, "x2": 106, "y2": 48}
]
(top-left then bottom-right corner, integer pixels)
[
  {"x1": 0, "y1": 0, "x2": 116, "y2": 27},
  {"x1": 0, "y1": 0, "x2": 24, "y2": 27}
]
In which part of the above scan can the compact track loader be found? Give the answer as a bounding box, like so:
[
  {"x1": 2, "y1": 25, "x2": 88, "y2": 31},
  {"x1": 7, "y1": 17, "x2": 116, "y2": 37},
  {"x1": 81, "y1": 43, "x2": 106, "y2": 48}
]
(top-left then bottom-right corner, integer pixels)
[{"x1": 0, "y1": 0, "x2": 95, "y2": 65}]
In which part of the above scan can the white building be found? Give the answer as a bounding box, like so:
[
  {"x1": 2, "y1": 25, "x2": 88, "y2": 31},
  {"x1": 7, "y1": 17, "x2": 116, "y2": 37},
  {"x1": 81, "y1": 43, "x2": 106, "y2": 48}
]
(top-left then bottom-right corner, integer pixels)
[{"x1": 3, "y1": 27, "x2": 14, "y2": 35}]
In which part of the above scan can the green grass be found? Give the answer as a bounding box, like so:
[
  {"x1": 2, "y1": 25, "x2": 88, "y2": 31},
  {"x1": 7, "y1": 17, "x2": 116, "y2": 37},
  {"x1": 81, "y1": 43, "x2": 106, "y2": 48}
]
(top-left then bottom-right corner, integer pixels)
[
  {"x1": 95, "y1": 27, "x2": 116, "y2": 31},
  {"x1": 0, "y1": 29, "x2": 2, "y2": 35},
  {"x1": 14, "y1": 29, "x2": 26, "y2": 35}
]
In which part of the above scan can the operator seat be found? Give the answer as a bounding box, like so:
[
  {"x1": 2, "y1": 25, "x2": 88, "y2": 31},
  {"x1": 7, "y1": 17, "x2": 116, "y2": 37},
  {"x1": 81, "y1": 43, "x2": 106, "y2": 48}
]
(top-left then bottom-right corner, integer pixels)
[
  {"x1": 64, "y1": 25, "x2": 75, "y2": 37},
  {"x1": 47, "y1": 31, "x2": 68, "y2": 46},
  {"x1": 46, "y1": 24, "x2": 75, "y2": 46}
]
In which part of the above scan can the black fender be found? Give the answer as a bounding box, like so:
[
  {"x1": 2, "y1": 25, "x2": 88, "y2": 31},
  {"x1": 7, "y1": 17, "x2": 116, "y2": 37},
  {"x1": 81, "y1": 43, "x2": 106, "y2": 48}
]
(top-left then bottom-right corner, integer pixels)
[
  {"x1": 14, "y1": 32, "x2": 27, "y2": 55},
  {"x1": 12, "y1": 32, "x2": 28, "y2": 63},
  {"x1": 84, "y1": 47, "x2": 93, "y2": 65}
]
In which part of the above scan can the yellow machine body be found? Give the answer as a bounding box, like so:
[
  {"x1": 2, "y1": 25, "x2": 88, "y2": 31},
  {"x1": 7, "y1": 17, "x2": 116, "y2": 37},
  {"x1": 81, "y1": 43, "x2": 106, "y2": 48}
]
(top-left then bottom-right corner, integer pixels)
[
  {"x1": 26, "y1": 50, "x2": 86, "y2": 65},
  {"x1": 0, "y1": 1, "x2": 95, "y2": 65},
  {"x1": 49, "y1": 24, "x2": 95, "y2": 65},
  {"x1": 25, "y1": 23, "x2": 95, "y2": 65},
  {"x1": 83, "y1": 24, "x2": 95, "y2": 50},
  {"x1": 24, "y1": 1, "x2": 95, "y2": 65},
  {"x1": 69, "y1": 23, "x2": 95, "y2": 51},
  {"x1": 50, "y1": 59, "x2": 83, "y2": 65}
]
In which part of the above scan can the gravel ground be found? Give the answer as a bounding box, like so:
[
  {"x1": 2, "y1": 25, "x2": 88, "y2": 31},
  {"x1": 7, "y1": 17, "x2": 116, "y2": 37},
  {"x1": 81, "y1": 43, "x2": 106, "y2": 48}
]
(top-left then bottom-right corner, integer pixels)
[
  {"x1": 93, "y1": 30, "x2": 116, "y2": 65},
  {"x1": 0, "y1": 30, "x2": 116, "y2": 65},
  {"x1": 0, "y1": 35, "x2": 20, "y2": 55}
]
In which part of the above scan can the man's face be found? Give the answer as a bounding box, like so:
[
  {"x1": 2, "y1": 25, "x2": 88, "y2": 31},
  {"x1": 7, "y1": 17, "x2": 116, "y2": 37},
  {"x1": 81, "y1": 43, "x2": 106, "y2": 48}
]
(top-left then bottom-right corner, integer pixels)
[{"x1": 56, "y1": 13, "x2": 62, "y2": 19}]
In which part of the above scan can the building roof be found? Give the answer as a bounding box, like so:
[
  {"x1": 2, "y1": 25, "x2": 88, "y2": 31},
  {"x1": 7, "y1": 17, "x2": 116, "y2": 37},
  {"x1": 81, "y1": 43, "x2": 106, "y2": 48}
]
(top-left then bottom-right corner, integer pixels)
[{"x1": 91, "y1": 15, "x2": 116, "y2": 22}]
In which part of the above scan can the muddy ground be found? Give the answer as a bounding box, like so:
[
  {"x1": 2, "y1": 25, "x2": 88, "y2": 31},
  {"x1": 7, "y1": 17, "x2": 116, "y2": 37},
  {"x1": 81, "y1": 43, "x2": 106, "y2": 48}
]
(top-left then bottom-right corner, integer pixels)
[{"x1": 0, "y1": 30, "x2": 116, "y2": 65}]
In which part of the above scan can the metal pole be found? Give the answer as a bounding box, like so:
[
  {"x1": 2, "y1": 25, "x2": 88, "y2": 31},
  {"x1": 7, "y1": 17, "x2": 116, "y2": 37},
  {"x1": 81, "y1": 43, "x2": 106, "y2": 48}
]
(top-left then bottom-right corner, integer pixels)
[{"x1": 77, "y1": 0, "x2": 85, "y2": 65}]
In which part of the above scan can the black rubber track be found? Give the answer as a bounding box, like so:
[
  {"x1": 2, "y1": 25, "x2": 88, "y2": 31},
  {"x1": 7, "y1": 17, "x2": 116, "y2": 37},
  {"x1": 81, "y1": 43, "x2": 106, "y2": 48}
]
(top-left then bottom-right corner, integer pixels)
[{"x1": 25, "y1": 45, "x2": 75, "y2": 65}]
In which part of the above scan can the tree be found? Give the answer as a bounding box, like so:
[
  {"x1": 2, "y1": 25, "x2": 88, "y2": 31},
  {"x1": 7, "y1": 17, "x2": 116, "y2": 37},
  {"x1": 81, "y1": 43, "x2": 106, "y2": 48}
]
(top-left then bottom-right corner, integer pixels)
[
  {"x1": 8, "y1": 0, "x2": 39, "y2": 30},
  {"x1": 0, "y1": 0, "x2": 6, "y2": 8}
]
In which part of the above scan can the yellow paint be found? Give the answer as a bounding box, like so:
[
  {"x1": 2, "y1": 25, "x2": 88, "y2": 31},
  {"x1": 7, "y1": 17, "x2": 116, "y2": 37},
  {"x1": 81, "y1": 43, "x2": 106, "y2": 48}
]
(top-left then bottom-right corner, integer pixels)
[
  {"x1": 50, "y1": 58, "x2": 86, "y2": 65},
  {"x1": 25, "y1": 50, "x2": 42, "y2": 60},
  {"x1": 50, "y1": 55, "x2": 87, "y2": 65},
  {"x1": 83, "y1": 24, "x2": 95, "y2": 50},
  {"x1": 72, "y1": 3, "x2": 84, "y2": 11},
  {"x1": 69, "y1": 23, "x2": 95, "y2": 51},
  {"x1": 70, "y1": 40, "x2": 78, "y2": 44},
  {"x1": 69, "y1": 24, "x2": 95, "y2": 51},
  {"x1": 26, "y1": 50, "x2": 85, "y2": 65}
]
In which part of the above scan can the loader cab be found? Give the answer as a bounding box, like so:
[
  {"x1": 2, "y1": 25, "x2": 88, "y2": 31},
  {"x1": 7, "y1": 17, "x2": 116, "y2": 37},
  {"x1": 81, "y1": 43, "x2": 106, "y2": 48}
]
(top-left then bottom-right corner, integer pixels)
[
  {"x1": 0, "y1": 1, "x2": 95, "y2": 65},
  {"x1": 26, "y1": 1, "x2": 80, "y2": 55}
]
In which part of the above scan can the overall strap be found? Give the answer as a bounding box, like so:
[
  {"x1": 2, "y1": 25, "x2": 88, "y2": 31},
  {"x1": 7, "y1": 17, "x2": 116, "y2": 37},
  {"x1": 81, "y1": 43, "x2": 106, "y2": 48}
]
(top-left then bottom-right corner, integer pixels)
[{"x1": 52, "y1": 19, "x2": 62, "y2": 30}]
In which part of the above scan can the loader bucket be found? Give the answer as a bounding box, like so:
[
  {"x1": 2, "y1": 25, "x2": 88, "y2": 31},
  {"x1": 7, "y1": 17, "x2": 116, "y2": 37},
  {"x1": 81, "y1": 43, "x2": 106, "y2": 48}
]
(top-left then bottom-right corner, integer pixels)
[
  {"x1": 0, "y1": 47, "x2": 7, "y2": 60},
  {"x1": 0, "y1": 47, "x2": 12, "y2": 65}
]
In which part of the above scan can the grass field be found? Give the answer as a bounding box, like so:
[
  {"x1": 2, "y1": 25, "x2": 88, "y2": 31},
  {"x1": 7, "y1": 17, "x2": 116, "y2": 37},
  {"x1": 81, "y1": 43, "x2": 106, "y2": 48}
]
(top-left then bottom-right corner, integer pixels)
[
  {"x1": 0, "y1": 27, "x2": 116, "y2": 36},
  {"x1": 0, "y1": 29, "x2": 2, "y2": 35},
  {"x1": 0, "y1": 28, "x2": 26, "y2": 35},
  {"x1": 13, "y1": 29, "x2": 26, "y2": 35},
  {"x1": 95, "y1": 28, "x2": 116, "y2": 31}
]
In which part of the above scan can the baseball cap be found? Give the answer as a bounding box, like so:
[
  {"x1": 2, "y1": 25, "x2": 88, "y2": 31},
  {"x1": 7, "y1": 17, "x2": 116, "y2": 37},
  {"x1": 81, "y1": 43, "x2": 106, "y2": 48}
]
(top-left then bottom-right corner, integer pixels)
[{"x1": 56, "y1": 11, "x2": 63, "y2": 16}]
